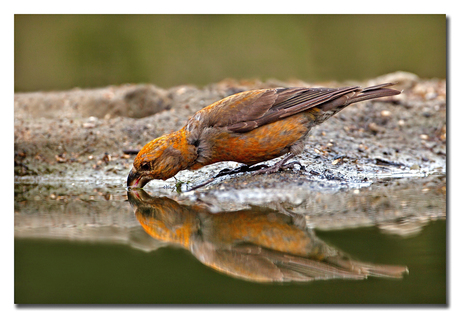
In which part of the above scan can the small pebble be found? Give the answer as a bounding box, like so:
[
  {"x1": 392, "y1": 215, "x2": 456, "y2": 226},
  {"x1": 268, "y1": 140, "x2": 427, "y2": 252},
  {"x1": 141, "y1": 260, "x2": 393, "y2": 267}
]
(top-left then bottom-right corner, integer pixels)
[
  {"x1": 82, "y1": 123, "x2": 96, "y2": 129},
  {"x1": 381, "y1": 110, "x2": 391, "y2": 117},
  {"x1": 368, "y1": 122, "x2": 385, "y2": 133}
]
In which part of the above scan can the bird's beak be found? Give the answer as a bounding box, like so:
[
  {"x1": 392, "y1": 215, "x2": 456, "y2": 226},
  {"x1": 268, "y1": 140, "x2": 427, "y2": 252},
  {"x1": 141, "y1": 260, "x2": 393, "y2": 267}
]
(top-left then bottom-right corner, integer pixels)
[
  {"x1": 127, "y1": 168, "x2": 149, "y2": 188},
  {"x1": 127, "y1": 168, "x2": 140, "y2": 188}
]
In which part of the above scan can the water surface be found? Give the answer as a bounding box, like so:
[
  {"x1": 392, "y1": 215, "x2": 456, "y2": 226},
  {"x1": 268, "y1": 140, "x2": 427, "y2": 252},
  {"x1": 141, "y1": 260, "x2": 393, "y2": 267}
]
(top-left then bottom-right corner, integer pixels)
[{"x1": 14, "y1": 178, "x2": 446, "y2": 304}]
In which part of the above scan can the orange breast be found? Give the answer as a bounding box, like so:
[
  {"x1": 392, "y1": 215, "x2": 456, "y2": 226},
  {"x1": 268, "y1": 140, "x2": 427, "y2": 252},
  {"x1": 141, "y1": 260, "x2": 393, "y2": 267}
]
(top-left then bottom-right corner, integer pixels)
[{"x1": 195, "y1": 113, "x2": 310, "y2": 167}]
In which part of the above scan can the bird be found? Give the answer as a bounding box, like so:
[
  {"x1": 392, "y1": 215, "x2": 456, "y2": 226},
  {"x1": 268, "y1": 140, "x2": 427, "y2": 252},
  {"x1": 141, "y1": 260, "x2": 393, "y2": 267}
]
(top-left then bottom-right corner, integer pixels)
[
  {"x1": 127, "y1": 83, "x2": 400, "y2": 188},
  {"x1": 128, "y1": 189, "x2": 408, "y2": 283}
]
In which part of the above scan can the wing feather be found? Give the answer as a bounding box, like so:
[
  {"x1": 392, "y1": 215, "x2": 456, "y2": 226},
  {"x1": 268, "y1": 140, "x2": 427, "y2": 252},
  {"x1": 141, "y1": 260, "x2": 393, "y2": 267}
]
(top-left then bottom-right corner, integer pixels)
[
  {"x1": 227, "y1": 86, "x2": 360, "y2": 133},
  {"x1": 188, "y1": 83, "x2": 398, "y2": 134}
]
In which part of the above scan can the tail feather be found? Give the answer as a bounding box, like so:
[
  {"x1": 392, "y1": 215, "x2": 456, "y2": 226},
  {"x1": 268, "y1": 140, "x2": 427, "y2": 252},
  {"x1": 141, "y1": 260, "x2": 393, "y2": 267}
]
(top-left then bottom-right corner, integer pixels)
[
  {"x1": 349, "y1": 83, "x2": 400, "y2": 104},
  {"x1": 362, "y1": 82, "x2": 397, "y2": 91},
  {"x1": 328, "y1": 256, "x2": 409, "y2": 279}
]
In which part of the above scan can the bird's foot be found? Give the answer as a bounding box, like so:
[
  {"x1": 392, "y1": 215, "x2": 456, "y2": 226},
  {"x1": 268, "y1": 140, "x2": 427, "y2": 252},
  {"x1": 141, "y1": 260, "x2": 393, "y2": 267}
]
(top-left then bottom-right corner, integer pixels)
[
  {"x1": 251, "y1": 154, "x2": 303, "y2": 175},
  {"x1": 184, "y1": 156, "x2": 302, "y2": 192},
  {"x1": 252, "y1": 161, "x2": 302, "y2": 174},
  {"x1": 214, "y1": 164, "x2": 269, "y2": 178},
  {"x1": 184, "y1": 164, "x2": 269, "y2": 192}
]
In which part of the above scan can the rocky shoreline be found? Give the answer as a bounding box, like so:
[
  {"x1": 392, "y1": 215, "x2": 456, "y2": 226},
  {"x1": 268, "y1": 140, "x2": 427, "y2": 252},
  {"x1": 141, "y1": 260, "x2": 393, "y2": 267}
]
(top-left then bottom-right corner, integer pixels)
[
  {"x1": 14, "y1": 71, "x2": 445, "y2": 186},
  {"x1": 14, "y1": 71, "x2": 446, "y2": 238}
]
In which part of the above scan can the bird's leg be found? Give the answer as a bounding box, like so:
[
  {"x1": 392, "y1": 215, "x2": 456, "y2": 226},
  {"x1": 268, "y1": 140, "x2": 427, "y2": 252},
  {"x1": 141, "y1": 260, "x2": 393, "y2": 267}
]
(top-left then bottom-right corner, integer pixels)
[
  {"x1": 252, "y1": 154, "x2": 303, "y2": 175},
  {"x1": 213, "y1": 162, "x2": 273, "y2": 177},
  {"x1": 185, "y1": 155, "x2": 302, "y2": 192},
  {"x1": 184, "y1": 164, "x2": 270, "y2": 192}
]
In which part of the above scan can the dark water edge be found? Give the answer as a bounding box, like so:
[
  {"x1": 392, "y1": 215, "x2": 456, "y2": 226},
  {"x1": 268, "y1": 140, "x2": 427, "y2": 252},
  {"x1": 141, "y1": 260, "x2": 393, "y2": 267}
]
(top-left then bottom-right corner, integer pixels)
[{"x1": 15, "y1": 220, "x2": 446, "y2": 305}]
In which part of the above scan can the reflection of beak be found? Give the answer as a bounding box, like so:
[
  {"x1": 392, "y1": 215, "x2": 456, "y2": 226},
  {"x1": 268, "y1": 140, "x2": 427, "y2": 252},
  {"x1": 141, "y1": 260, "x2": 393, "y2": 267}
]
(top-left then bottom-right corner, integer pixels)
[
  {"x1": 127, "y1": 188, "x2": 141, "y2": 201},
  {"x1": 127, "y1": 168, "x2": 149, "y2": 188},
  {"x1": 126, "y1": 188, "x2": 148, "y2": 206}
]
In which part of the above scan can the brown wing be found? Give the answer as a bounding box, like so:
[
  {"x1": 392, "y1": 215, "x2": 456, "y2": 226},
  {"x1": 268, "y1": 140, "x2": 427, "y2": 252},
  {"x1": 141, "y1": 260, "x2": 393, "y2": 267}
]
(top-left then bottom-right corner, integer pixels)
[
  {"x1": 189, "y1": 89, "x2": 279, "y2": 129},
  {"x1": 225, "y1": 86, "x2": 361, "y2": 133},
  {"x1": 188, "y1": 83, "x2": 399, "y2": 134},
  {"x1": 226, "y1": 83, "x2": 400, "y2": 133},
  {"x1": 190, "y1": 86, "x2": 359, "y2": 130}
]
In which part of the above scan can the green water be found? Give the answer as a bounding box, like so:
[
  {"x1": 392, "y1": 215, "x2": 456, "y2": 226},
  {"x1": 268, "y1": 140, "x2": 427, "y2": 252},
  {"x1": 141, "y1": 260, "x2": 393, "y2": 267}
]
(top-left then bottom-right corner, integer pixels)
[
  {"x1": 14, "y1": 175, "x2": 446, "y2": 304},
  {"x1": 15, "y1": 221, "x2": 446, "y2": 304}
]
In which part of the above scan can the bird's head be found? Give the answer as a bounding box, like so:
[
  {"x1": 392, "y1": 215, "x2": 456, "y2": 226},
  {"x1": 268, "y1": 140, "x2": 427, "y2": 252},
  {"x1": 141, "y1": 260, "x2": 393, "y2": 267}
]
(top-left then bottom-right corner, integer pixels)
[{"x1": 127, "y1": 130, "x2": 196, "y2": 188}]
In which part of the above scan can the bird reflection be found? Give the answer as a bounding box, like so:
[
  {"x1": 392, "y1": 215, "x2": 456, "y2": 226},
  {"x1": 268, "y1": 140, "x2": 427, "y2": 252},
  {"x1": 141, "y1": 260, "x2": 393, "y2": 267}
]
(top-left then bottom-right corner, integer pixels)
[{"x1": 128, "y1": 189, "x2": 408, "y2": 283}]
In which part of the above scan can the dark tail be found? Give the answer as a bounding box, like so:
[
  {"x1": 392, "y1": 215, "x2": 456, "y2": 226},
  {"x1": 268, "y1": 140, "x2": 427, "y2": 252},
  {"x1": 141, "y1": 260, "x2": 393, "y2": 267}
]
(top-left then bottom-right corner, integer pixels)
[
  {"x1": 349, "y1": 82, "x2": 401, "y2": 104},
  {"x1": 315, "y1": 83, "x2": 401, "y2": 123}
]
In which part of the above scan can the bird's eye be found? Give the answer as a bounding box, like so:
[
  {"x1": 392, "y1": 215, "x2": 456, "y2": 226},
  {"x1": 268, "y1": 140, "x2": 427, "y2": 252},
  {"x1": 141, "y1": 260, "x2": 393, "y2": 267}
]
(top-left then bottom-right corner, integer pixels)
[{"x1": 141, "y1": 162, "x2": 150, "y2": 170}]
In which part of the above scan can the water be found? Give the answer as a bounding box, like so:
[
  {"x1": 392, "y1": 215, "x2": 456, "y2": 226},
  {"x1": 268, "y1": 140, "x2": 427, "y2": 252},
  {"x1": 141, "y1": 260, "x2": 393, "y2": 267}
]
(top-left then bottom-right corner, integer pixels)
[{"x1": 14, "y1": 178, "x2": 446, "y2": 304}]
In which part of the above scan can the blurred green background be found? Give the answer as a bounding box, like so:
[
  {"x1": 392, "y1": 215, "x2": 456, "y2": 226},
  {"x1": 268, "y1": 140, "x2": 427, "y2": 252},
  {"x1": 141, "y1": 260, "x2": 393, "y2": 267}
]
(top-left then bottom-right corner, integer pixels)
[{"x1": 14, "y1": 14, "x2": 446, "y2": 92}]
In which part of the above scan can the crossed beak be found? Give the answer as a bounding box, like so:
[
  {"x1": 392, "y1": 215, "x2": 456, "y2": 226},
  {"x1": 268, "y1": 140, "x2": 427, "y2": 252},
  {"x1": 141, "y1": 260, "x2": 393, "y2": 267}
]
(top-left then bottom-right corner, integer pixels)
[{"x1": 127, "y1": 168, "x2": 150, "y2": 188}]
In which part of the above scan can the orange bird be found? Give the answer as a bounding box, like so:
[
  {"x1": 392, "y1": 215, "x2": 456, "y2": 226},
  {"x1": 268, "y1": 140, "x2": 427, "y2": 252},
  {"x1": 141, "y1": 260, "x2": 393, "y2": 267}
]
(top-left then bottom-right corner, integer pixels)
[{"x1": 127, "y1": 83, "x2": 400, "y2": 188}]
